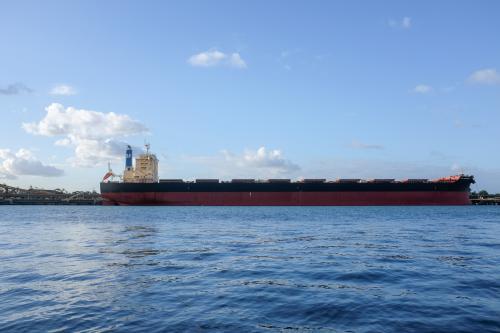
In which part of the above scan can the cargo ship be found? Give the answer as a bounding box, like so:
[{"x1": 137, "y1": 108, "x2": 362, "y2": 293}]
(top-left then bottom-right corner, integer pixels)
[{"x1": 100, "y1": 145, "x2": 475, "y2": 206}]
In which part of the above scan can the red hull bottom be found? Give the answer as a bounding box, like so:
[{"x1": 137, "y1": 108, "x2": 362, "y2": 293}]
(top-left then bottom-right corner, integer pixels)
[{"x1": 102, "y1": 191, "x2": 471, "y2": 206}]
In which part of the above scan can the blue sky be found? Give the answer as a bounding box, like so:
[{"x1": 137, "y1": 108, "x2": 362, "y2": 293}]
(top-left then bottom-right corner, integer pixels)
[{"x1": 1, "y1": 1, "x2": 499, "y2": 191}]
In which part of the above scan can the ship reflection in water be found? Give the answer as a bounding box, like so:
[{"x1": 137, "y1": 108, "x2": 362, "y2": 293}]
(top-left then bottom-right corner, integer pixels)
[{"x1": 1, "y1": 205, "x2": 500, "y2": 332}]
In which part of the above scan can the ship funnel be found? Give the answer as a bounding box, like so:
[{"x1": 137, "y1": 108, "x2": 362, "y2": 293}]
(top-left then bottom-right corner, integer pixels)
[{"x1": 125, "y1": 145, "x2": 133, "y2": 170}]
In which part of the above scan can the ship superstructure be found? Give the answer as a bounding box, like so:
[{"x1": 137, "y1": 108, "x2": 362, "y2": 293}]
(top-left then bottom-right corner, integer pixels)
[
  {"x1": 100, "y1": 145, "x2": 475, "y2": 206},
  {"x1": 122, "y1": 144, "x2": 159, "y2": 183}
]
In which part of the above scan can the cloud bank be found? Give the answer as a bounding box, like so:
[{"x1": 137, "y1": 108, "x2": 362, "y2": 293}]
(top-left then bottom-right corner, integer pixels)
[
  {"x1": 0, "y1": 83, "x2": 32, "y2": 95},
  {"x1": 0, "y1": 149, "x2": 63, "y2": 179},
  {"x1": 188, "y1": 49, "x2": 247, "y2": 68},
  {"x1": 23, "y1": 103, "x2": 148, "y2": 167}
]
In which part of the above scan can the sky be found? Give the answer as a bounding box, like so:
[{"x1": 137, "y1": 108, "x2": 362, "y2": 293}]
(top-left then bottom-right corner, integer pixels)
[{"x1": 1, "y1": 1, "x2": 499, "y2": 192}]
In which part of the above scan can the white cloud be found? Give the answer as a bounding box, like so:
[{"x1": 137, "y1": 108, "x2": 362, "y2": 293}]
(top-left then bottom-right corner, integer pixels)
[
  {"x1": 188, "y1": 49, "x2": 247, "y2": 68},
  {"x1": 226, "y1": 147, "x2": 300, "y2": 172},
  {"x1": 188, "y1": 50, "x2": 226, "y2": 67},
  {"x1": 185, "y1": 147, "x2": 300, "y2": 179},
  {"x1": 350, "y1": 140, "x2": 384, "y2": 150},
  {"x1": 23, "y1": 103, "x2": 146, "y2": 139},
  {"x1": 413, "y1": 84, "x2": 432, "y2": 94},
  {"x1": 50, "y1": 84, "x2": 77, "y2": 95},
  {"x1": 468, "y1": 68, "x2": 500, "y2": 85},
  {"x1": 389, "y1": 17, "x2": 412, "y2": 29},
  {"x1": 228, "y1": 53, "x2": 247, "y2": 68},
  {"x1": 70, "y1": 138, "x2": 136, "y2": 168},
  {"x1": 23, "y1": 103, "x2": 148, "y2": 167},
  {"x1": 0, "y1": 148, "x2": 64, "y2": 179}
]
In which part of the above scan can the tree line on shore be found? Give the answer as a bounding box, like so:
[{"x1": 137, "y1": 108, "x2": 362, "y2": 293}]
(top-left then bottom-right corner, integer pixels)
[{"x1": 470, "y1": 190, "x2": 500, "y2": 198}]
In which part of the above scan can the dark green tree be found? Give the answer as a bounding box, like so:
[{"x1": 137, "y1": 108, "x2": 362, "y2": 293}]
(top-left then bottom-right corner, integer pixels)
[{"x1": 478, "y1": 190, "x2": 489, "y2": 197}]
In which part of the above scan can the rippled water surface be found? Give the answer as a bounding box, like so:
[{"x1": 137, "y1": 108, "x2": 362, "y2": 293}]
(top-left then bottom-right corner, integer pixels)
[{"x1": 1, "y1": 206, "x2": 499, "y2": 332}]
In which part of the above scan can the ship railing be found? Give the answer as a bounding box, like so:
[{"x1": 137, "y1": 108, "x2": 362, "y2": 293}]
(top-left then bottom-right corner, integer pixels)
[
  {"x1": 159, "y1": 179, "x2": 184, "y2": 183},
  {"x1": 299, "y1": 179, "x2": 326, "y2": 183},
  {"x1": 195, "y1": 179, "x2": 219, "y2": 183},
  {"x1": 401, "y1": 179, "x2": 429, "y2": 183},
  {"x1": 336, "y1": 179, "x2": 361, "y2": 183},
  {"x1": 231, "y1": 179, "x2": 256, "y2": 183},
  {"x1": 367, "y1": 179, "x2": 396, "y2": 183},
  {"x1": 267, "y1": 179, "x2": 291, "y2": 183}
]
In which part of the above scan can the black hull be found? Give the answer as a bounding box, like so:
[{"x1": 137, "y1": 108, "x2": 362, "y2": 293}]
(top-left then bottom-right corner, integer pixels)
[{"x1": 101, "y1": 178, "x2": 474, "y2": 193}]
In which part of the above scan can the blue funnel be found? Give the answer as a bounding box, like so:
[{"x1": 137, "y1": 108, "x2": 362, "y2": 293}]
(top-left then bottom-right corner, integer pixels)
[{"x1": 125, "y1": 145, "x2": 133, "y2": 169}]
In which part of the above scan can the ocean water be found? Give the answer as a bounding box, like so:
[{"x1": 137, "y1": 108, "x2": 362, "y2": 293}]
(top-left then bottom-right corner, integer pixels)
[{"x1": 0, "y1": 206, "x2": 499, "y2": 333}]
